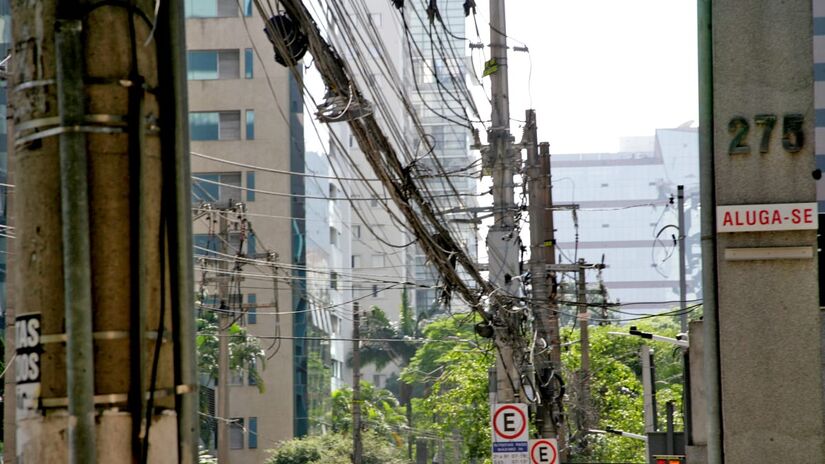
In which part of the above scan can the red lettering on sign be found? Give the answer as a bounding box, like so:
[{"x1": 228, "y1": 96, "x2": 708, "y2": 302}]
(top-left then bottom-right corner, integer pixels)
[
  {"x1": 792, "y1": 209, "x2": 801, "y2": 224},
  {"x1": 735, "y1": 211, "x2": 744, "y2": 226},
  {"x1": 759, "y1": 210, "x2": 769, "y2": 225},
  {"x1": 772, "y1": 210, "x2": 782, "y2": 224},
  {"x1": 805, "y1": 208, "x2": 813, "y2": 224},
  {"x1": 723, "y1": 212, "x2": 733, "y2": 226},
  {"x1": 745, "y1": 211, "x2": 756, "y2": 225}
]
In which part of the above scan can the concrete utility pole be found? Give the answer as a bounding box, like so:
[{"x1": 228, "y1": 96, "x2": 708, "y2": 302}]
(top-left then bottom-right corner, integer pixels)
[
  {"x1": 641, "y1": 346, "x2": 658, "y2": 434},
  {"x1": 486, "y1": 0, "x2": 521, "y2": 404},
  {"x1": 352, "y1": 302, "x2": 363, "y2": 464},
  {"x1": 9, "y1": 0, "x2": 197, "y2": 461},
  {"x1": 526, "y1": 111, "x2": 565, "y2": 447},
  {"x1": 677, "y1": 185, "x2": 687, "y2": 333},
  {"x1": 217, "y1": 214, "x2": 230, "y2": 464}
]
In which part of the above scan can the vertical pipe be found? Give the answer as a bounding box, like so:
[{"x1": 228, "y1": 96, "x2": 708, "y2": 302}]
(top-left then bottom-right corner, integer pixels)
[
  {"x1": 155, "y1": 0, "x2": 197, "y2": 458},
  {"x1": 641, "y1": 346, "x2": 656, "y2": 434},
  {"x1": 55, "y1": 19, "x2": 97, "y2": 464},
  {"x1": 698, "y1": 0, "x2": 723, "y2": 462}
]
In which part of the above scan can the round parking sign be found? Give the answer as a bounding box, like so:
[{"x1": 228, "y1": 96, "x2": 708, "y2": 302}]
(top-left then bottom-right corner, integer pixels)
[
  {"x1": 530, "y1": 438, "x2": 558, "y2": 464},
  {"x1": 493, "y1": 404, "x2": 528, "y2": 440}
]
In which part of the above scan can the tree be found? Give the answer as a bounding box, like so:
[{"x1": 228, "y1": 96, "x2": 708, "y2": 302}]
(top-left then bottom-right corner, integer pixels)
[
  {"x1": 401, "y1": 313, "x2": 494, "y2": 463},
  {"x1": 267, "y1": 431, "x2": 411, "y2": 464},
  {"x1": 561, "y1": 317, "x2": 685, "y2": 462},
  {"x1": 328, "y1": 382, "x2": 407, "y2": 439}
]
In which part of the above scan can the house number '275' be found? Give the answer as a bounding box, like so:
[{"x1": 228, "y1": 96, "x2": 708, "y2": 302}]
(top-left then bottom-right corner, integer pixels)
[{"x1": 728, "y1": 113, "x2": 804, "y2": 155}]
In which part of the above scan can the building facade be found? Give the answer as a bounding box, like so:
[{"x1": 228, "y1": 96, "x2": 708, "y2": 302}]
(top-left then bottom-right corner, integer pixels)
[
  {"x1": 185, "y1": 0, "x2": 303, "y2": 459},
  {"x1": 551, "y1": 127, "x2": 702, "y2": 314}
]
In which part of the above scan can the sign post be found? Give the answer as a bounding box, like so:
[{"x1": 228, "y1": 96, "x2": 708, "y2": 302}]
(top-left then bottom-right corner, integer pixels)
[{"x1": 492, "y1": 403, "x2": 529, "y2": 464}]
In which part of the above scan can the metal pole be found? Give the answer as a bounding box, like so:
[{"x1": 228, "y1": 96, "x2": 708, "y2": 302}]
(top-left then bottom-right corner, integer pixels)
[
  {"x1": 155, "y1": 0, "x2": 198, "y2": 457},
  {"x1": 56, "y1": 19, "x2": 97, "y2": 464},
  {"x1": 678, "y1": 185, "x2": 687, "y2": 333},
  {"x1": 641, "y1": 346, "x2": 656, "y2": 434},
  {"x1": 217, "y1": 215, "x2": 230, "y2": 464},
  {"x1": 352, "y1": 302, "x2": 363, "y2": 464},
  {"x1": 698, "y1": 0, "x2": 723, "y2": 461}
]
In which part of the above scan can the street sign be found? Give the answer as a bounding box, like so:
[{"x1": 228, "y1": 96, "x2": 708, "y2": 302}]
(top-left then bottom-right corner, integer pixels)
[
  {"x1": 529, "y1": 438, "x2": 558, "y2": 464},
  {"x1": 492, "y1": 403, "x2": 529, "y2": 464},
  {"x1": 15, "y1": 313, "x2": 41, "y2": 420},
  {"x1": 716, "y1": 202, "x2": 817, "y2": 233}
]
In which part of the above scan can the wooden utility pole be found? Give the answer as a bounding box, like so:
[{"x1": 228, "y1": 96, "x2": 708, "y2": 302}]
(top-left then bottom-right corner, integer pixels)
[
  {"x1": 9, "y1": 0, "x2": 197, "y2": 461},
  {"x1": 217, "y1": 213, "x2": 230, "y2": 464},
  {"x1": 352, "y1": 302, "x2": 363, "y2": 464},
  {"x1": 525, "y1": 111, "x2": 565, "y2": 449},
  {"x1": 576, "y1": 259, "x2": 591, "y2": 442}
]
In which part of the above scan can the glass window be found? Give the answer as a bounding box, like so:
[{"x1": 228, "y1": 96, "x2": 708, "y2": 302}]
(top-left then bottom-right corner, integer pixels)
[
  {"x1": 245, "y1": 110, "x2": 255, "y2": 140},
  {"x1": 186, "y1": 50, "x2": 239, "y2": 80},
  {"x1": 330, "y1": 271, "x2": 338, "y2": 290},
  {"x1": 246, "y1": 171, "x2": 255, "y2": 201},
  {"x1": 189, "y1": 111, "x2": 241, "y2": 141},
  {"x1": 352, "y1": 225, "x2": 361, "y2": 239},
  {"x1": 244, "y1": 48, "x2": 253, "y2": 78},
  {"x1": 329, "y1": 226, "x2": 338, "y2": 246},
  {"x1": 186, "y1": 0, "x2": 237, "y2": 18},
  {"x1": 372, "y1": 285, "x2": 378, "y2": 297},
  {"x1": 247, "y1": 293, "x2": 257, "y2": 324},
  {"x1": 192, "y1": 172, "x2": 241, "y2": 204},
  {"x1": 248, "y1": 358, "x2": 258, "y2": 386},
  {"x1": 247, "y1": 233, "x2": 256, "y2": 256},
  {"x1": 248, "y1": 417, "x2": 257, "y2": 449},
  {"x1": 351, "y1": 255, "x2": 360, "y2": 268},
  {"x1": 244, "y1": 0, "x2": 253, "y2": 16},
  {"x1": 229, "y1": 418, "x2": 244, "y2": 449},
  {"x1": 371, "y1": 255, "x2": 384, "y2": 267}
]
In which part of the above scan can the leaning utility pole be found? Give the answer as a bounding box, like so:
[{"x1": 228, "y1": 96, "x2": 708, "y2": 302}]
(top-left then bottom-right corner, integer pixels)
[
  {"x1": 525, "y1": 111, "x2": 565, "y2": 449},
  {"x1": 352, "y1": 302, "x2": 363, "y2": 464},
  {"x1": 9, "y1": 0, "x2": 198, "y2": 461},
  {"x1": 487, "y1": 0, "x2": 521, "y2": 404}
]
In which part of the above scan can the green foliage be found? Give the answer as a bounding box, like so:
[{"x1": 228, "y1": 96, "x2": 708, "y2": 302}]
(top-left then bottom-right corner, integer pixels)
[
  {"x1": 401, "y1": 313, "x2": 495, "y2": 463},
  {"x1": 195, "y1": 307, "x2": 266, "y2": 390},
  {"x1": 561, "y1": 317, "x2": 685, "y2": 462},
  {"x1": 329, "y1": 382, "x2": 407, "y2": 438},
  {"x1": 267, "y1": 431, "x2": 411, "y2": 464}
]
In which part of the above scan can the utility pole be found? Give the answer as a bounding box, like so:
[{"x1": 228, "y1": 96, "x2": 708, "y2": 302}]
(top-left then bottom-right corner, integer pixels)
[
  {"x1": 10, "y1": 0, "x2": 197, "y2": 461},
  {"x1": 641, "y1": 345, "x2": 658, "y2": 434},
  {"x1": 577, "y1": 259, "x2": 591, "y2": 443},
  {"x1": 487, "y1": 0, "x2": 521, "y2": 405},
  {"x1": 217, "y1": 213, "x2": 230, "y2": 464},
  {"x1": 677, "y1": 185, "x2": 687, "y2": 333},
  {"x1": 526, "y1": 111, "x2": 565, "y2": 450},
  {"x1": 352, "y1": 301, "x2": 363, "y2": 464}
]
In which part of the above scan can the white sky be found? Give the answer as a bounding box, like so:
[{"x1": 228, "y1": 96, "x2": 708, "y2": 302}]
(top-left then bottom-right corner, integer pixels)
[
  {"x1": 479, "y1": 0, "x2": 699, "y2": 154},
  {"x1": 304, "y1": 0, "x2": 699, "y2": 155}
]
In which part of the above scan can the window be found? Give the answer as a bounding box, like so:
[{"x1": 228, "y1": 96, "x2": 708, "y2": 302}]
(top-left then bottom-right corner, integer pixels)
[
  {"x1": 248, "y1": 417, "x2": 258, "y2": 449},
  {"x1": 243, "y1": 0, "x2": 253, "y2": 16},
  {"x1": 187, "y1": 50, "x2": 239, "y2": 80},
  {"x1": 348, "y1": 134, "x2": 354, "y2": 147},
  {"x1": 352, "y1": 225, "x2": 361, "y2": 239},
  {"x1": 329, "y1": 184, "x2": 337, "y2": 199},
  {"x1": 351, "y1": 255, "x2": 361, "y2": 268},
  {"x1": 185, "y1": 0, "x2": 237, "y2": 18},
  {"x1": 244, "y1": 48, "x2": 254, "y2": 78},
  {"x1": 330, "y1": 271, "x2": 338, "y2": 290},
  {"x1": 332, "y1": 359, "x2": 343, "y2": 379},
  {"x1": 330, "y1": 226, "x2": 339, "y2": 246},
  {"x1": 372, "y1": 254, "x2": 384, "y2": 268},
  {"x1": 248, "y1": 358, "x2": 258, "y2": 387},
  {"x1": 229, "y1": 418, "x2": 244, "y2": 449},
  {"x1": 229, "y1": 368, "x2": 244, "y2": 385},
  {"x1": 189, "y1": 111, "x2": 241, "y2": 141},
  {"x1": 373, "y1": 374, "x2": 383, "y2": 387},
  {"x1": 369, "y1": 13, "x2": 382, "y2": 27},
  {"x1": 245, "y1": 110, "x2": 255, "y2": 140},
  {"x1": 192, "y1": 172, "x2": 241, "y2": 204},
  {"x1": 247, "y1": 233, "x2": 256, "y2": 256},
  {"x1": 370, "y1": 198, "x2": 379, "y2": 207},
  {"x1": 247, "y1": 294, "x2": 257, "y2": 325},
  {"x1": 372, "y1": 285, "x2": 378, "y2": 297},
  {"x1": 331, "y1": 314, "x2": 340, "y2": 334},
  {"x1": 246, "y1": 171, "x2": 255, "y2": 201}
]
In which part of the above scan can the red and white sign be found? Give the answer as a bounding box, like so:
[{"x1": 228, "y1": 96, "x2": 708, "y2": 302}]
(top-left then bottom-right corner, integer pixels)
[
  {"x1": 493, "y1": 403, "x2": 528, "y2": 442},
  {"x1": 716, "y1": 202, "x2": 817, "y2": 233},
  {"x1": 529, "y1": 439, "x2": 558, "y2": 464}
]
